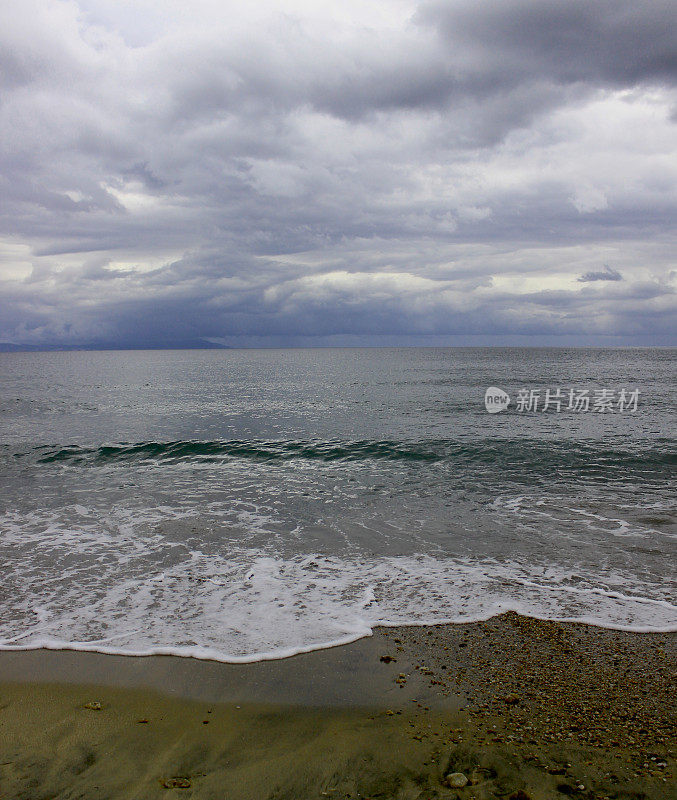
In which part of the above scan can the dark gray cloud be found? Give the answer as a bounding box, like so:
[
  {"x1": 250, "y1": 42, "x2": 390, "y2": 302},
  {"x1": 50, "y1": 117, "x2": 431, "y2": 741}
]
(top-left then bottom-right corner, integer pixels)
[
  {"x1": 417, "y1": 0, "x2": 677, "y2": 87},
  {"x1": 578, "y1": 265, "x2": 623, "y2": 283},
  {"x1": 0, "y1": 0, "x2": 675, "y2": 348}
]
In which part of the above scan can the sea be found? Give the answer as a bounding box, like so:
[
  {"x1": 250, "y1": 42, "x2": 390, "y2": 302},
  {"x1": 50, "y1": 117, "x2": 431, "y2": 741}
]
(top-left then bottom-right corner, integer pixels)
[{"x1": 0, "y1": 347, "x2": 675, "y2": 662}]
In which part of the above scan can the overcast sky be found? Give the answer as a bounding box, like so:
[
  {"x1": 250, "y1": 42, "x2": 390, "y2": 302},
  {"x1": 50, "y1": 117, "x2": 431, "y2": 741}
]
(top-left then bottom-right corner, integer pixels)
[{"x1": 1, "y1": 0, "x2": 676, "y2": 348}]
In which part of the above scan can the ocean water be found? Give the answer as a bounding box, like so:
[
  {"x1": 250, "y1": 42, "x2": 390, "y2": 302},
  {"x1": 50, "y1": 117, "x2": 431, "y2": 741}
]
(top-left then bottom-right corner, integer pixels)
[{"x1": 0, "y1": 347, "x2": 675, "y2": 662}]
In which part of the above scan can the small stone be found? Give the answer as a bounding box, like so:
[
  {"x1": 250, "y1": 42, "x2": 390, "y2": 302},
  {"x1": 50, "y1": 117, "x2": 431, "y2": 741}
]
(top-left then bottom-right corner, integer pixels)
[
  {"x1": 445, "y1": 772, "x2": 468, "y2": 788},
  {"x1": 504, "y1": 693, "x2": 520, "y2": 705},
  {"x1": 137, "y1": 718, "x2": 149, "y2": 724},
  {"x1": 509, "y1": 792, "x2": 532, "y2": 800},
  {"x1": 162, "y1": 777, "x2": 191, "y2": 789},
  {"x1": 380, "y1": 655, "x2": 397, "y2": 663},
  {"x1": 84, "y1": 701, "x2": 102, "y2": 710}
]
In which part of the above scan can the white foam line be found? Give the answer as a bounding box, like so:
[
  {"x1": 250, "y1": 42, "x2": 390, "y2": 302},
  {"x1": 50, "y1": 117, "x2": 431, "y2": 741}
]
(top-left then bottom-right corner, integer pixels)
[
  {"x1": 1, "y1": 607, "x2": 675, "y2": 666},
  {"x1": 0, "y1": 628, "x2": 373, "y2": 663}
]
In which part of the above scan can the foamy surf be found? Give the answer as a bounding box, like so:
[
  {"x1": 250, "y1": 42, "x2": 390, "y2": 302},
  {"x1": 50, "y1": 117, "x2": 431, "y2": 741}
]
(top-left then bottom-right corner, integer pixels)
[{"x1": 0, "y1": 551, "x2": 675, "y2": 664}]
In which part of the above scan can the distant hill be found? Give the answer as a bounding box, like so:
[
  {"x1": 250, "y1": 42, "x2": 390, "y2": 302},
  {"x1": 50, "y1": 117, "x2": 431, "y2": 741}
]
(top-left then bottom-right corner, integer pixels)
[{"x1": 0, "y1": 341, "x2": 232, "y2": 352}]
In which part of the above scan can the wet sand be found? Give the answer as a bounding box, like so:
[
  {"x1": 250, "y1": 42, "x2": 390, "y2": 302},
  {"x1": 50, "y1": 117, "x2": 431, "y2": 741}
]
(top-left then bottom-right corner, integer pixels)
[{"x1": 0, "y1": 612, "x2": 674, "y2": 799}]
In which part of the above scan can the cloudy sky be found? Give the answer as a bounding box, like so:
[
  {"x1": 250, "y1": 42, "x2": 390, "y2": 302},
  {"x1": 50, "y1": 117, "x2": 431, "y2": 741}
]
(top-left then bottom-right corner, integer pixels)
[{"x1": 1, "y1": 0, "x2": 676, "y2": 348}]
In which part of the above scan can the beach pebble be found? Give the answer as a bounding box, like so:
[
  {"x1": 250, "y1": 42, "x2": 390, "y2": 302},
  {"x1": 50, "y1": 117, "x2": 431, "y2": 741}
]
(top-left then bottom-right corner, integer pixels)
[
  {"x1": 162, "y1": 777, "x2": 191, "y2": 789},
  {"x1": 445, "y1": 772, "x2": 468, "y2": 788},
  {"x1": 504, "y1": 693, "x2": 520, "y2": 705},
  {"x1": 380, "y1": 655, "x2": 397, "y2": 663},
  {"x1": 84, "y1": 701, "x2": 102, "y2": 710}
]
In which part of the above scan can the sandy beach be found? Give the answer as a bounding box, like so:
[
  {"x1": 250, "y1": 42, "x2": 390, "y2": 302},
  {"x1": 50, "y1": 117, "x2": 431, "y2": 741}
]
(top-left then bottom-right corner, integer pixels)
[{"x1": 0, "y1": 612, "x2": 674, "y2": 799}]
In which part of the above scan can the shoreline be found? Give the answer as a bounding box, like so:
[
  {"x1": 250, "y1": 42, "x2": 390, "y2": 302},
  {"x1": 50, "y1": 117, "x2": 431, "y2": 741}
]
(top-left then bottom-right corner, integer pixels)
[
  {"x1": 1, "y1": 612, "x2": 675, "y2": 799},
  {"x1": 2, "y1": 605, "x2": 676, "y2": 667}
]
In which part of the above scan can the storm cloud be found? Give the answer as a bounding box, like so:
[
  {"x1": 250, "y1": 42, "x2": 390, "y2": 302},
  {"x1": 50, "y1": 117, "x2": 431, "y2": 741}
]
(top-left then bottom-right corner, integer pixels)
[{"x1": 0, "y1": 0, "x2": 675, "y2": 348}]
